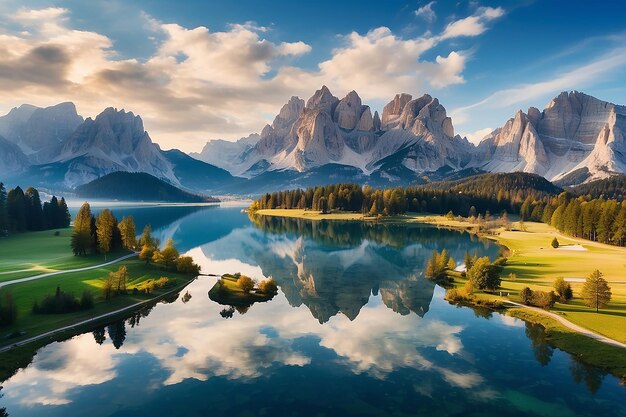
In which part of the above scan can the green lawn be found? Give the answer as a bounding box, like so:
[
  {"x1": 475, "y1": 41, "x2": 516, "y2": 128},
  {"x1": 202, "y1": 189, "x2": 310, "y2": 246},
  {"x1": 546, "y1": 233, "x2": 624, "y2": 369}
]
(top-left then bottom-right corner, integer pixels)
[
  {"x1": 0, "y1": 259, "x2": 193, "y2": 348},
  {"x1": 0, "y1": 228, "x2": 130, "y2": 281}
]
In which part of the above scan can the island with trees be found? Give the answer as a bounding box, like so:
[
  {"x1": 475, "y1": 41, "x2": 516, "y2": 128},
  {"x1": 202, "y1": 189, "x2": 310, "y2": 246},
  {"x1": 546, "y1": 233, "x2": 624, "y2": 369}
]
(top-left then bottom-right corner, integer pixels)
[{"x1": 208, "y1": 273, "x2": 278, "y2": 318}]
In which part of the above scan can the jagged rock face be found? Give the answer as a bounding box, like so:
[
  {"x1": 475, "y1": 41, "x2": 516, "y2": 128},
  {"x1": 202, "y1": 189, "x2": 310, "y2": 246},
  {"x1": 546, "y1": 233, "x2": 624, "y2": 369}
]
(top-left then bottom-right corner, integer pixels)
[
  {"x1": 474, "y1": 91, "x2": 626, "y2": 184},
  {"x1": 357, "y1": 106, "x2": 374, "y2": 131},
  {"x1": 212, "y1": 86, "x2": 465, "y2": 177},
  {"x1": 306, "y1": 85, "x2": 339, "y2": 114},
  {"x1": 476, "y1": 111, "x2": 549, "y2": 175},
  {"x1": 272, "y1": 96, "x2": 305, "y2": 131},
  {"x1": 382, "y1": 93, "x2": 413, "y2": 128},
  {"x1": 57, "y1": 108, "x2": 174, "y2": 186},
  {"x1": 0, "y1": 102, "x2": 83, "y2": 162},
  {"x1": 0, "y1": 135, "x2": 29, "y2": 176},
  {"x1": 333, "y1": 91, "x2": 362, "y2": 130}
]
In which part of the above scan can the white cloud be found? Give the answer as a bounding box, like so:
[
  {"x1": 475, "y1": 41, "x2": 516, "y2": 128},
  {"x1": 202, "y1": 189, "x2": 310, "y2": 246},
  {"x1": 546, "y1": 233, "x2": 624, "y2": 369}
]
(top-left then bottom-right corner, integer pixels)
[
  {"x1": 0, "y1": 6, "x2": 503, "y2": 152},
  {"x1": 440, "y1": 7, "x2": 505, "y2": 40},
  {"x1": 415, "y1": 1, "x2": 437, "y2": 23},
  {"x1": 451, "y1": 47, "x2": 626, "y2": 127}
]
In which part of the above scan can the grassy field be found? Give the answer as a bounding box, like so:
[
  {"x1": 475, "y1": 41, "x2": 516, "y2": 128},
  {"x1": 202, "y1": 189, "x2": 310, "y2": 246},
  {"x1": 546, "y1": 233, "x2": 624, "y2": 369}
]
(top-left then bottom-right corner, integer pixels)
[
  {"x1": 0, "y1": 257, "x2": 194, "y2": 349},
  {"x1": 0, "y1": 228, "x2": 130, "y2": 281},
  {"x1": 256, "y1": 209, "x2": 626, "y2": 343},
  {"x1": 255, "y1": 208, "x2": 368, "y2": 221}
]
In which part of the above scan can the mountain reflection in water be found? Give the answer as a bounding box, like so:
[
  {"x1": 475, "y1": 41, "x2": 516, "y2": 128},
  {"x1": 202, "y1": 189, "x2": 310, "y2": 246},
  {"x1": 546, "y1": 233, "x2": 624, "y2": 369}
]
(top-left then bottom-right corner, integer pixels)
[{"x1": 1, "y1": 206, "x2": 624, "y2": 417}]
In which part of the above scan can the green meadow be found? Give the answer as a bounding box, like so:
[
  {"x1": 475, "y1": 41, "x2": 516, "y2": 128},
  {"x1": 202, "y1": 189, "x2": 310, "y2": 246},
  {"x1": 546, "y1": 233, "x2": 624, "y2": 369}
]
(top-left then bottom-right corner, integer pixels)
[{"x1": 0, "y1": 228, "x2": 130, "y2": 281}]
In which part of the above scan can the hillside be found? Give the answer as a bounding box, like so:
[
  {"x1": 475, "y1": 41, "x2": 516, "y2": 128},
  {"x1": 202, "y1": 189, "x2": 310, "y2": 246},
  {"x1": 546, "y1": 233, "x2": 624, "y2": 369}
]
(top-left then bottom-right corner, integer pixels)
[
  {"x1": 75, "y1": 172, "x2": 218, "y2": 203},
  {"x1": 572, "y1": 174, "x2": 626, "y2": 200},
  {"x1": 419, "y1": 172, "x2": 564, "y2": 200}
]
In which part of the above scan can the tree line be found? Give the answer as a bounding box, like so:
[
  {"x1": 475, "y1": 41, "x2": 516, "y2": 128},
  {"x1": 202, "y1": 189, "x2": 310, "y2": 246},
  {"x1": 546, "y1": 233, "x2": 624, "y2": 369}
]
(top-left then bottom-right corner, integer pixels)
[
  {"x1": 70, "y1": 202, "x2": 137, "y2": 258},
  {"x1": 0, "y1": 182, "x2": 70, "y2": 234},
  {"x1": 519, "y1": 194, "x2": 626, "y2": 246},
  {"x1": 251, "y1": 176, "x2": 626, "y2": 247},
  {"x1": 250, "y1": 175, "x2": 557, "y2": 218}
]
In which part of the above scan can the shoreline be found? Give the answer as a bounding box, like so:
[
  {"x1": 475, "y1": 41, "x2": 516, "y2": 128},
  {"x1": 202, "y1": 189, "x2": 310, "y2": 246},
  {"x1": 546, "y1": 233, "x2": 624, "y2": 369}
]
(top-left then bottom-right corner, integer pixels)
[{"x1": 253, "y1": 208, "x2": 626, "y2": 378}]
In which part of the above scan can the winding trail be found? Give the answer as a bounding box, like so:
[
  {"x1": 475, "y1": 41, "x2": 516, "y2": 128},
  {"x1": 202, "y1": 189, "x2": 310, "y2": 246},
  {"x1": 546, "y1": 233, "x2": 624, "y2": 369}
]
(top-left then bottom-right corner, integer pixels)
[
  {"x1": 0, "y1": 279, "x2": 193, "y2": 354},
  {"x1": 0, "y1": 252, "x2": 138, "y2": 289},
  {"x1": 504, "y1": 300, "x2": 626, "y2": 349}
]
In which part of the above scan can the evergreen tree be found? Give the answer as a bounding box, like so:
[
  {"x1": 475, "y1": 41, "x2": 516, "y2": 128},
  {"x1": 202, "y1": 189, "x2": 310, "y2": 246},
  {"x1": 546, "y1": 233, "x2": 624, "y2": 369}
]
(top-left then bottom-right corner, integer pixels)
[
  {"x1": 7, "y1": 186, "x2": 27, "y2": 231},
  {"x1": 118, "y1": 216, "x2": 137, "y2": 250},
  {"x1": 24, "y1": 187, "x2": 44, "y2": 231},
  {"x1": 95, "y1": 209, "x2": 115, "y2": 260},
  {"x1": 71, "y1": 202, "x2": 93, "y2": 256},
  {"x1": 0, "y1": 182, "x2": 7, "y2": 232},
  {"x1": 581, "y1": 270, "x2": 612, "y2": 312}
]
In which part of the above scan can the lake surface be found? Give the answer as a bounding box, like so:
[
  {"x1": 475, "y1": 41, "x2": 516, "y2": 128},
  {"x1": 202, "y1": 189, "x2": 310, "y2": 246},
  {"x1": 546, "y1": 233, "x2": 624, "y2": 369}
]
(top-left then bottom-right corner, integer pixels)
[{"x1": 1, "y1": 205, "x2": 625, "y2": 416}]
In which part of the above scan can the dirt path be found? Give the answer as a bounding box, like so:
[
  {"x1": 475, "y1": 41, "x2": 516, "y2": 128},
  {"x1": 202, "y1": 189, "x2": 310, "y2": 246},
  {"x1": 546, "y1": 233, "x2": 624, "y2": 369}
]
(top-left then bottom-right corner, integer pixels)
[
  {"x1": 0, "y1": 252, "x2": 138, "y2": 289},
  {"x1": 504, "y1": 300, "x2": 626, "y2": 349},
  {"x1": 0, "y1": 280, "x2": 192, "y2": 354}
]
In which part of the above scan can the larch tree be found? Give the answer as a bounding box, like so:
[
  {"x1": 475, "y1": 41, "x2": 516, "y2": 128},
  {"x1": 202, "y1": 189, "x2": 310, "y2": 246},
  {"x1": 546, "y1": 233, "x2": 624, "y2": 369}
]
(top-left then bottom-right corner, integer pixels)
[
  {"x1": 96, "y1": 209, "x2": 115, "y2": 260},
  {"x1": 118, "y1": 216, "x2": 137, "y2": 250},
  {"x1": 71, "y1": 202, "x2": 93, "y2": 255},
  {"x1": 581, "y1": 270, "x2": 612, "y2": 312}
]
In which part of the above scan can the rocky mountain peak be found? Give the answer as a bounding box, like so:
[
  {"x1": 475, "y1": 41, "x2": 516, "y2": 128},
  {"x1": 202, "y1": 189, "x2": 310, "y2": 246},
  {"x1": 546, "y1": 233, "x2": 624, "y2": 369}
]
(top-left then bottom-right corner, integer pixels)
[
  {"x1": 382, "y1": 93, "x2": 413, "y2": 127},
  {"x1": 333, "y1": 90, "x2": 363, "y2": 130},
  {"x1": 272, "y1": 96, "x2": 305, "y2": 130},
  {"x1": 306, "y1": 85, "x2": 339, "y2": 113}
]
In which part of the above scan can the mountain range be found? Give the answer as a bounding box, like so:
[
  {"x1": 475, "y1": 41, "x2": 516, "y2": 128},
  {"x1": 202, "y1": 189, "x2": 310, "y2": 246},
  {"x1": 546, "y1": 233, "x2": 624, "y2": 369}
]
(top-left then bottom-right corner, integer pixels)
[
  {"x1": 0, "y1": 104, "x2": 234, "y2": 193},
  {"x1": 1, "y1": 87, "x2": 625, "y2": 194}
]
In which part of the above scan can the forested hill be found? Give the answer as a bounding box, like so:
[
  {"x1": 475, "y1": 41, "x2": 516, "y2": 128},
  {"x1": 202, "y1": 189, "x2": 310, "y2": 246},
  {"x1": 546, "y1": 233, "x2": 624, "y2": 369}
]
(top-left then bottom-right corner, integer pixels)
[
  {"x1": 572, "y1": 174, "x2": 626, "y2": 201},
  {"x1": 422, "y1": 172, "x2": 563, "y2": 200},
  {"x1": 75, "y1": 172, "x2": 218, "y2": 203},
  {"x1": 250, "y1": 173, "x2": 565, "y2": 218}
]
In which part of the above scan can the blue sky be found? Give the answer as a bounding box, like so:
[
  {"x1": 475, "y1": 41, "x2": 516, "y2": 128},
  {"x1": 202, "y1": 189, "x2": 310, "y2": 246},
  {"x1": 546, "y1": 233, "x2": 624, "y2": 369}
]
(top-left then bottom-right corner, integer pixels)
[{"x1": 0, "y1": 0, "x2": 625, "y2": 150}]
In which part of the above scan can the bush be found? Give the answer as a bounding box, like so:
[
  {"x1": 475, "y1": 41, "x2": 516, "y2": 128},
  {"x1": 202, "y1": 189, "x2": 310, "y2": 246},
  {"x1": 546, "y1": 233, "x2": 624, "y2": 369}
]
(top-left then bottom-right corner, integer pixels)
[
  {"x1": 531, "y1": 290, "x2": 557, "y2": 309},
  {"x1": 553, "y1": 277, "x2": 573, "y2": 302},
  {"x1": 33, "y1": 286, "x2": 93, "y2": 314},
  {"x1": 0, "y1": 293, "x2": 18, "y2": 327},
  {"x1": 80, "y1": 291, "x2": 94, "y2": 310},
  {"x1": 551, "y1": 237, "x2": 559, "y2": 248},
  {"x1": 520, "y1": 287, "x2": 533, "y2": 305},
  {"x1": 176, "y1": 256, "x2": 201, "y2": 275},
  {"x1": 258, "y1": 278, "x2": 278, "y2": 295},
  {"x1": 237, "y1": 275, "x2": 255, "y2": 293},
  {"x1": 493, "y1": 257, "x2": 508, "y2": 266},
  {"x1": 467, "y1": 257, "x2": 501, "y2": 290}
]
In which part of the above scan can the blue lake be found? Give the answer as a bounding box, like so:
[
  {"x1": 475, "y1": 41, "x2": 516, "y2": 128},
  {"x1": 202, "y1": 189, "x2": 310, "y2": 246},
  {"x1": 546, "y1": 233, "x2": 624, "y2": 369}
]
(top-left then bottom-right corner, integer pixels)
[{"x1": 1, "y1": 205, "x2": 625, "y2": 416}]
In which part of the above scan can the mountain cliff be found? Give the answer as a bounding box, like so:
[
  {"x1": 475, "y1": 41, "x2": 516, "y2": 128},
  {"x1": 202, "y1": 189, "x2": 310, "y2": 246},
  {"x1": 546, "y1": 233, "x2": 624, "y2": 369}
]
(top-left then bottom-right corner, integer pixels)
[
  {"x1": 1, "y1": 106, "x2": 235, "y2": 192},
  {"x1": 194, "y1": 86, "x2": 472, "y2": 184},
  {"x1": 474, "y1": 91, "x2": 626, "y2": 184},
  {"x1": 0, "y1": 102, "x2": 83, "y2": 163}
]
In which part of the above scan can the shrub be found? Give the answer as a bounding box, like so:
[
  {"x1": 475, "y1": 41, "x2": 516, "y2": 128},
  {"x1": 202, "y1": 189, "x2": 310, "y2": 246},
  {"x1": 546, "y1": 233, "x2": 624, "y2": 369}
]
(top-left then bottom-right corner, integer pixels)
[
  {"x1": 258, "y1": 278, "x2": 278, "y2": 295},
  {"x1": 80, "y1": 291, "x2": 94, "y2": 310},
  {"x1": 33, "y1": 286, "x2": 92, "y2": 314},
  {"x1": 467, "y1": 257, "x2": 501, "y2": 290},
  {"x1": 0, "y1": 293, "x2": 18, "y2": 326},
  {"x1": 176, "y1": 256, "x2": 201, "y2": 275},
  {"x1": 531, "y1": 290, "x2": 556, "y2": 309},
  {"x1": 553, "y1": 277, "x2": 573, "y2": 302},
  {"x1": 520, "y1": 287, "x2": 533, "y2": 305},
  {"x1": 237, "y1": 275, "x2": 255, "y2": 293},
  {"x1": 493, "y1": 257, "x2": 507, "y2": 266},
  {"x1": 551, "y1": 237, "x2": 559, "y2": 248}
]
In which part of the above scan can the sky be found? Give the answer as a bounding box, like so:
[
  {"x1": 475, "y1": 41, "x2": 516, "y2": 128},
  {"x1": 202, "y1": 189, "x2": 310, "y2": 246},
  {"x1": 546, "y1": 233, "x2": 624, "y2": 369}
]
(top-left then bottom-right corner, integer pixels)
[{"x1": 0, "y1": 0, "x2": 625, "y2": 152}]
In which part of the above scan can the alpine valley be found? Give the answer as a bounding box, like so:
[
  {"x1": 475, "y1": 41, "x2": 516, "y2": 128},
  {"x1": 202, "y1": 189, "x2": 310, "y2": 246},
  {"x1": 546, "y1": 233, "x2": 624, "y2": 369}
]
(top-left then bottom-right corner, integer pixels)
[{"x1": 2, "y1": 86, "x2": 625, "y2": 195}]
